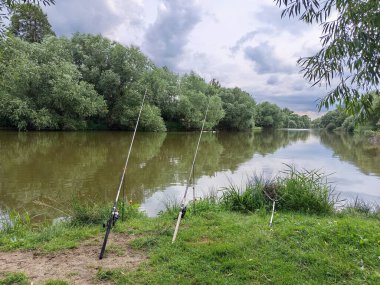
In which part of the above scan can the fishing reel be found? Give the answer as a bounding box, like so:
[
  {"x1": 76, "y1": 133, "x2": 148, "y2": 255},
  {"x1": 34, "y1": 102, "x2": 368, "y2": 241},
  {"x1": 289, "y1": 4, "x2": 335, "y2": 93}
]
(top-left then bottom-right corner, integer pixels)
[
  {"x1": 112, "y1": 209, "x2": 120, "y2": 226},
  {"x1": 102, "y1": 208, "x2": 120, "y2": 228},
  {"x1": 180, "y1": 204, "x2": 187, "y2": 219}
]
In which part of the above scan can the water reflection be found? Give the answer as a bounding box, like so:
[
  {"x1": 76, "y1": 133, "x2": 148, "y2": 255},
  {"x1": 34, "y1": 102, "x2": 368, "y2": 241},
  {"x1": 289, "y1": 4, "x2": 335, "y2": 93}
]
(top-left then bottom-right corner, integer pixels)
[
  {"x1": 0, "y1": 130, "x2": 379, "y2": 220},
  {"x1": 320, "y1": 131, "x2": 380, "y2": 176}
]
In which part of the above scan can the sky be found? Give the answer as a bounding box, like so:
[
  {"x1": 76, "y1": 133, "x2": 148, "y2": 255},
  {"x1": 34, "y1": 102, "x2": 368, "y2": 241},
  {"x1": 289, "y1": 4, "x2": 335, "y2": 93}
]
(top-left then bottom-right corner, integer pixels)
[{"x1": 43, "y1": 0, "x2": 330, "y2": 119}]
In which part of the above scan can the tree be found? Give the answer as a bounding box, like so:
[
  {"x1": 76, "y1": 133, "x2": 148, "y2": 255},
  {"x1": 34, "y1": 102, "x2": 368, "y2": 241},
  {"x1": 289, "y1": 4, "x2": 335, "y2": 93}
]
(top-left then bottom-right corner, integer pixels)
[
  {"x1": 275, "y1": 0, "x2": 380, "y2": 119},
  {"x1": 256, "y1": 102, "x2": 285, "y2": 129},
  {"x1": 141, "y1": 66, "x2": 179, "y2": 121},
  {"x1": 318, "y1": 109, "x2": 347, "y2": 130},
  {"x1": 9, "y1": 3, "x2": 55, "y2": 42},
  {"x1": 70, "y1": 34, "x2": 154, "y2": 128},
  {"x1": 0, "y1": 0, "x2": 54, "y2": 39},
  {"x1": 217, "y1": 87, "x2": 256, "y2": 130},
  {"x1": 0, "y1": 37, "x2": 107, "y2": 130}
]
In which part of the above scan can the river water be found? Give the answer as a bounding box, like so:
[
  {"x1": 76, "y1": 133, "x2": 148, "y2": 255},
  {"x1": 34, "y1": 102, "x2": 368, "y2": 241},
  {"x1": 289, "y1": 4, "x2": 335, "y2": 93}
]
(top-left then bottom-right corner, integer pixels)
[{"x1": 0, "y1": 130, "x2": 379, "y2": 221}]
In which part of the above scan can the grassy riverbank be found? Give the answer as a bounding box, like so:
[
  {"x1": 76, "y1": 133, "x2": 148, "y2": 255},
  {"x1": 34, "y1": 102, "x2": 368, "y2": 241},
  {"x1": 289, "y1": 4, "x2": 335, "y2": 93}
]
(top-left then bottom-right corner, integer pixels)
[
  {"x1": 1, "y1": 169, "x2": 379, "y2": 284},
  {"x1": 1, "y1": 207, "x2": 379, "y2": 284}
]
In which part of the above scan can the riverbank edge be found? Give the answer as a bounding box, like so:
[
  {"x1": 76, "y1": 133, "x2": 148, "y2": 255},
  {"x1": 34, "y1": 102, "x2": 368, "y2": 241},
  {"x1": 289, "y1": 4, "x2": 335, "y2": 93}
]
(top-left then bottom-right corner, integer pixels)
[{"x1": 1, "y1": 202, "x2": 379, "y2": 285}]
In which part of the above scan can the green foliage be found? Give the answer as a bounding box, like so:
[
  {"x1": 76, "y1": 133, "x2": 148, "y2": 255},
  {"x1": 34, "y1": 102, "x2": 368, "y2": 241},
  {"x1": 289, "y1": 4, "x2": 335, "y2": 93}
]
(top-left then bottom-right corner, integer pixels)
[
  {"x1": 282, "y1": 108, "x2": 311, "y2": 129},
  {"x1": 9, "y1": 3, "x2": 55, "y2": 43},
  {"x1": 255, "y1": 102, "x2": 285, "y2": 128},
  {"x1": 0, "y1": 37, "x2": 107, "y2": 130},
  {"x1": 217, "y1": 87, "x2": 256, "y2": 130},
  {"x1": 326, "y1": 122, "x2": 336, "y2": 131},
  {"x1": 142, "y1": 66, "x2": 179, "y2": 121},
  {"x1": 317, "y1": 109, "x2": 348, "y2": 131},
  {"x1": 0, "y1": 32, "x2": 310, "y2": 131},
  {"x1": 275, "y1": 0, "x2": 380, "y2": 119},
  {"x1": 0, "y1": 0, "x2": 55, "y2": 39},
  {"x1": 0, "y1": 273, "x2": 29, "y2": 285},
  {"x1": 342, "y1": 116, "x2": 355, "y2": 133}
]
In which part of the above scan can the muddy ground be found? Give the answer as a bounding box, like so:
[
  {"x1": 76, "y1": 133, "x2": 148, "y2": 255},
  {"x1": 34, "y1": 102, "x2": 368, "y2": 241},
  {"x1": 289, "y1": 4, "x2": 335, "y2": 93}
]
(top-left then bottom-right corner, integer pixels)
[{"x1": 0, "y1": 233, "x2": 147, "y2": 284}]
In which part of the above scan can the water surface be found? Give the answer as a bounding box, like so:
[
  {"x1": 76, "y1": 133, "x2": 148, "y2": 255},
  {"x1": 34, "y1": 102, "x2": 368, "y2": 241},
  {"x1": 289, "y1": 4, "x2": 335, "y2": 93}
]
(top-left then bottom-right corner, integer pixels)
[{"x1": 0, "y1": 130, "x2": 379, "y2": 220}]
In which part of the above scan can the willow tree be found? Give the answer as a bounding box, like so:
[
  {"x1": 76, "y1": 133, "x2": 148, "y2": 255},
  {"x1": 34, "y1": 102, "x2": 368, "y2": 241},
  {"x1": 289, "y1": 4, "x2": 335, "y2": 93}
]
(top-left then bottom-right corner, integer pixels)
[{"x1": 275, "y1": 0, "x2": 380, "y2": 119}]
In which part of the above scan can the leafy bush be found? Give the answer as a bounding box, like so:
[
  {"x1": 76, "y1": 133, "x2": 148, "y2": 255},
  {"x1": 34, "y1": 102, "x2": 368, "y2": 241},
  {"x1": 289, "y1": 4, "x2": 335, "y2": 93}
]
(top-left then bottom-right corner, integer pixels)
[{"x1": 326, "y1": 122, "x2": 336, "y2": 131}]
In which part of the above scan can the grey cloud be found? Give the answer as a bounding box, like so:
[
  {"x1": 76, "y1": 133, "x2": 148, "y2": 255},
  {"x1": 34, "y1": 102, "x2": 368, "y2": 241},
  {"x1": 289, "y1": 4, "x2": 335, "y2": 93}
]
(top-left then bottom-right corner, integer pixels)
[
  {"x1": 267, "y1": 75, "x2": 279, "y2": 85},
  {"x1": 253, "y1": 91, "x2": 321, "y2": 112},
  {"x1": 142, "y1": 0, "x2": 202, "y2": 71},
  {"x1": 230, "y1": 30, "x2": 258, "y2": 53},
  {"x1": 292, "y1": 81, "x2": 304, "y2": 91},
  {"x1": 255, "y1": 6, "x2": 311, "y2": 35},
  {"x1": 244, "y1": 42, "x2": 296, "y2": 74},
  {"x1": 43, "y1": 0, "x2": 126, "y2": 36}
]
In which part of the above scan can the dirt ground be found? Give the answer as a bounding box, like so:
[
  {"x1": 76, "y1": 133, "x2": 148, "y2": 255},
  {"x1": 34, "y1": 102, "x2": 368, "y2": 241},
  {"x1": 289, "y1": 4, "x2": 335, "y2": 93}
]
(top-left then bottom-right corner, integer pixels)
[{"x1": 0, "y1": 233, "x2": 147, "y2": 284}]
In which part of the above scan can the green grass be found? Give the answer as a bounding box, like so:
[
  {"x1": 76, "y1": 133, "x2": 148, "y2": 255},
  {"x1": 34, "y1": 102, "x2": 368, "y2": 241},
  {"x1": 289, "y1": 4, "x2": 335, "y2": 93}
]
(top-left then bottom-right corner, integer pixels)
[
  {"x1": 98, "y1": 207, "x2": 380, "y2": 285},
  {"x1": 0, "y1": 273, "x2": 29, "y2": 285},
  {"x1": 0, "y1": 199, "x2": 143, "y2": 252},
  {"x1": 1, "y1": 204, "x2": 379, "y2": 284}
]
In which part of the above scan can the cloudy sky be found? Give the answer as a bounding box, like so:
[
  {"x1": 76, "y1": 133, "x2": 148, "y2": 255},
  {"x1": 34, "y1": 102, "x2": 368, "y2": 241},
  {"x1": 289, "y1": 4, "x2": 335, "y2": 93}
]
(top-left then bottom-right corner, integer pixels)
[{"x1": 43, "y1": 0, "x2": 329, "y2": 118}]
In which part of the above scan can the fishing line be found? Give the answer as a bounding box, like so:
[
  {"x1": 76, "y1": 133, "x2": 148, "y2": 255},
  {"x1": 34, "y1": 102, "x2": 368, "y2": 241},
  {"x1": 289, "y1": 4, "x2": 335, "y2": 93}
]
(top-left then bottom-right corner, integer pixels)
[
  {"x1": 99, "y1": 89, "x2": 147, "y2": 259},
  {"x1": 172, "y1": 99, "x2": 210, "y2": 243}
]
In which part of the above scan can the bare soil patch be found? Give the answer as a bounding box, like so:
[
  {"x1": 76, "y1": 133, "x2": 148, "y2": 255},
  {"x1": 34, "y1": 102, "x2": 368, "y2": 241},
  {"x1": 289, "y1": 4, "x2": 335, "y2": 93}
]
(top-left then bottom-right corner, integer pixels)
[{"x1": 0, "y1": 233, "x2": 147, "y2": 284}]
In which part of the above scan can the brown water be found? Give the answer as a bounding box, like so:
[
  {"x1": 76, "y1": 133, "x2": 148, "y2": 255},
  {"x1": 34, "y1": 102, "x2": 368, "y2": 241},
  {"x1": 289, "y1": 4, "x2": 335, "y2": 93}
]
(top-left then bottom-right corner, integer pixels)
[{"x1": 0, "y1": 130, "x2": 379, "y2": 220}]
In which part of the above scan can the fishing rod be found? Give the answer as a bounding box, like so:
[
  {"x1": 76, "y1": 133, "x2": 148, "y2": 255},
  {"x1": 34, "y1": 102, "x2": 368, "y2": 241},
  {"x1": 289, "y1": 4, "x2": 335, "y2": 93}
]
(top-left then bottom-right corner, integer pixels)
[
  {"x1": 172, "y1": 100, "x2": 210, "y2": 243},
  {"x1": 99, "y1": 89, "x2": 147, "y2": 259}
]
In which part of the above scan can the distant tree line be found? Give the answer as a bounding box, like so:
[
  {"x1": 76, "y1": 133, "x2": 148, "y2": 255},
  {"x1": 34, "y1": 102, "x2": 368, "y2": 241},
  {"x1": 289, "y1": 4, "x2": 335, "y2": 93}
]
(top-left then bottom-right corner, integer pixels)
[
  {"x1": 0, "y1": 3, "x2": 310, "y2": 131},
  {"x1": 311, "y1": 93, "x2": 380, "y2": 134}
]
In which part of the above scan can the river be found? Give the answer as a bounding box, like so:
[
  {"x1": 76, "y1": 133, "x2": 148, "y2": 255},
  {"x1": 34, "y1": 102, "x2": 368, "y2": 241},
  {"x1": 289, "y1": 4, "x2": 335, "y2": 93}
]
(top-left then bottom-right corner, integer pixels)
[{"x1": 0, "y1": 130, "x2": 379, "y2": 221}]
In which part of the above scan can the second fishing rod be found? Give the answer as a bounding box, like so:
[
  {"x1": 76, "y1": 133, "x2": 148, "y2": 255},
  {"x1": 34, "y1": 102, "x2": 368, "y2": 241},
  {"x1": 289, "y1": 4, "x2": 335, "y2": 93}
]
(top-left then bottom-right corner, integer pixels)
[
  {"x1": 172, "y1": 99, "x2": 210, "y2": 243},
  {"x1": 99, "y1": 89, "x2": 147, "y2": 259}
]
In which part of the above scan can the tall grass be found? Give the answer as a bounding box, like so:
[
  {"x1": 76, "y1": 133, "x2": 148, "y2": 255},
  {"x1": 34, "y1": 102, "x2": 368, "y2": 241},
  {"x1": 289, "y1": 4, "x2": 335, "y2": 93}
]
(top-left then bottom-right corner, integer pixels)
[
  {"x1": 220, "y1": 176, "x2": 278, "y2": 213},
  {"x1": 278, "y1": 165, "x2": 336, "y2": 214},
  {"x1": 0, "y1": 209, "x2": 31, "y2": 234},
  {"x1": 70, "y1": 197, "x2": 110, "y2": 226},
  {"x1": 220, "y1": 165, "x2": 336, "y2": 215},
  {"x1": 341, "y1": 197, "x2": 380, "y2": 218}
]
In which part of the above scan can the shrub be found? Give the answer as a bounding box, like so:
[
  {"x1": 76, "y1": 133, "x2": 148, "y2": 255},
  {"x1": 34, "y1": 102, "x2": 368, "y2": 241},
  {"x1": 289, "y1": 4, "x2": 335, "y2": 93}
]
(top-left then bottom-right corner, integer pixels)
[{"x1": 326, "y1": 122, "x2": 336, "y2": 131}]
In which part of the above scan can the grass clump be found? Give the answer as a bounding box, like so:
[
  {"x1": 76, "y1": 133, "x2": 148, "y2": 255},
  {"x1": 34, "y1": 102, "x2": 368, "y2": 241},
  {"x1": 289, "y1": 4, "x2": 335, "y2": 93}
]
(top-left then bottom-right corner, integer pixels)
[
  {"x1": 279, "y1": 166, "x2": 335, "y2": 214},
  {"x1": 0, "y1": 210, "x2": 31, "y2": 234},
  {"x1": 340, "y1": 197, "x2": 380, "y2": 218},
  {"x1": 43, "y1": 280, "x2": 69, "y2": 285},
  {"x1": 0, "y1": 273, "x2": 29, "y2": 285},
  {"x1": 70, "y1": 197, "x2": 110, "y2": 226},
  {"x1": 221, "y1": 165, "x2": 336, "y2": 215}
]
